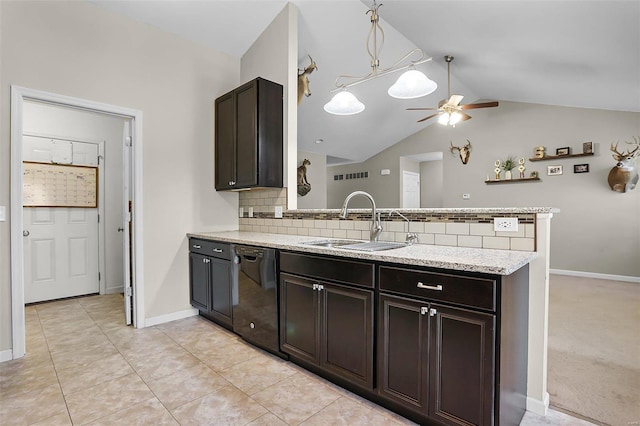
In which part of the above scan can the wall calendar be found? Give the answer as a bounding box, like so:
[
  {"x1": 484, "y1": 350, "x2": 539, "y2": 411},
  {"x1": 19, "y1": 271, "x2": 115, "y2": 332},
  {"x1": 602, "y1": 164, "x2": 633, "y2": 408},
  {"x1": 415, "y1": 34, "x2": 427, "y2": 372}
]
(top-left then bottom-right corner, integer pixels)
[{"x1": 23, "y1": 162, "x2": 98, "y2": 208}]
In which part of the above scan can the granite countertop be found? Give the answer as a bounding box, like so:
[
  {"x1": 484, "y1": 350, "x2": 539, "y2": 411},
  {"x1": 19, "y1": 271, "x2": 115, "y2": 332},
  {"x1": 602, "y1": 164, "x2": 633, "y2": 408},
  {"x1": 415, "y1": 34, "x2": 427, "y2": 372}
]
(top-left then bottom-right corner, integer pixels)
[
  {"x1": 187, "y1": 231, "x2": 537, "y2": 276},
  {"x1": 293, "y1": 207, "x2": 559, "y2": 214}
]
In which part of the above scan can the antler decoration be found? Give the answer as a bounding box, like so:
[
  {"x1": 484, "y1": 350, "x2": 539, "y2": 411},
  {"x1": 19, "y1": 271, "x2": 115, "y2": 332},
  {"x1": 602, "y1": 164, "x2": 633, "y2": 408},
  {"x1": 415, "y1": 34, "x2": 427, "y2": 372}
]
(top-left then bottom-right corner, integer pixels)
[
  {"x1": 450, "y1": 140, "x2": 472, "y2": 164},
  {"x1": 298, "y1": 55, "x2": 318, "y2": 105},
  {"x1": 608, "y1": 136, "x2": 640, "y2": 193}
]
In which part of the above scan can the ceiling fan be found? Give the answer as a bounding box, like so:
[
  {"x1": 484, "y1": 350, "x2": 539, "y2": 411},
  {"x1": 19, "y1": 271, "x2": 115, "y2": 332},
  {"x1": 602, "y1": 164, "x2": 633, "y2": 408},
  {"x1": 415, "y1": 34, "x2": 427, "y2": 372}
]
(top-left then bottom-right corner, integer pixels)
[{"x1": 407, "y1": 55, "x2": 499, "y2": 126}]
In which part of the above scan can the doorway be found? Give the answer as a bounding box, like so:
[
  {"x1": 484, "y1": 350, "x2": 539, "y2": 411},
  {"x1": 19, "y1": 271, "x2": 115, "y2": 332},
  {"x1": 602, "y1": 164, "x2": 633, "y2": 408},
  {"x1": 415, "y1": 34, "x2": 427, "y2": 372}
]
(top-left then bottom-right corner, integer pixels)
[{"x1": 10, "y1": 86, "x2": 145, "y2": 359}]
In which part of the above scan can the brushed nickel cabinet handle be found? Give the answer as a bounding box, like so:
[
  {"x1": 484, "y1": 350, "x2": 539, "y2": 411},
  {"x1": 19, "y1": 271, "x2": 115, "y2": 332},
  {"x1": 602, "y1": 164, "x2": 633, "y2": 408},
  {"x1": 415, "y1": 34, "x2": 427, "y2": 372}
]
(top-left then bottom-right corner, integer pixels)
[
  {"x1": 417, "y1": 282, "x2": 443, "y2": 291},
  {"x1": 212, "y1": 248, "x2": 223, "y2": 253},
  {"x1": 192, "y1": 244, "x2": 202, "y2": 249}
]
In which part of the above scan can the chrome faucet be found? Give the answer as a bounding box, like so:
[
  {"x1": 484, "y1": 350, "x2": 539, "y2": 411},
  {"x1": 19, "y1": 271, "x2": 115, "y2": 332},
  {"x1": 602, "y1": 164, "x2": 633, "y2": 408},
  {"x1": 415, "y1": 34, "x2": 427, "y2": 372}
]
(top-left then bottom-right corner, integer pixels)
[
  {"x1": 389, "y1": 210, "x2": 418, "y2": 245},
  {"x1": 338, "y1": 191, "x2": 383, "y2": 242}
]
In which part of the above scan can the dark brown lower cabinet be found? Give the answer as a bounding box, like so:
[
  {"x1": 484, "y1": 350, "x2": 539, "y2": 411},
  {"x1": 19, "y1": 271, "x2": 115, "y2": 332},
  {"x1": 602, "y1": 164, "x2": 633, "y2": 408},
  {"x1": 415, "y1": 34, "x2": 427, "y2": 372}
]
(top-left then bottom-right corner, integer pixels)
[
  {"x1": 378, "y1": 295, "x2": 429, "y2": 414},
  {"x1": 378, "y1": 294, "x2": 495, "y2": 425},
  {"x1": 280, "y1": 272, "x2": 374, "y2": 390},
  {"x1": 428, "y1": 304, "x2": 495, "y2": 426}
]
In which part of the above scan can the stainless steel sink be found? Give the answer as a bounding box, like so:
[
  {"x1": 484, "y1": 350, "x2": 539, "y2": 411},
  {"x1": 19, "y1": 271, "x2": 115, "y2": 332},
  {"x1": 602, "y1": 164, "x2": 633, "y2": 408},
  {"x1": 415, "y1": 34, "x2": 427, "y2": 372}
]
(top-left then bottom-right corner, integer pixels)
[
  {"x1": 302, "y1": 240, "x2": 407, "y2": 252},
  {"x1": 301, "y1": 239, "x2": 363, "y2": 248}
]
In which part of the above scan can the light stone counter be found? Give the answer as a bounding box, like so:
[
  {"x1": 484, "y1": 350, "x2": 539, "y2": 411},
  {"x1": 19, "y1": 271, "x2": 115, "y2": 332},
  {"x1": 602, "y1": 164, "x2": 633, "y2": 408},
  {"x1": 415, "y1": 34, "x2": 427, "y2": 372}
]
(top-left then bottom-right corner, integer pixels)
[{"x1": 187, "y1": 230, "x2": 537, "y2": 275}]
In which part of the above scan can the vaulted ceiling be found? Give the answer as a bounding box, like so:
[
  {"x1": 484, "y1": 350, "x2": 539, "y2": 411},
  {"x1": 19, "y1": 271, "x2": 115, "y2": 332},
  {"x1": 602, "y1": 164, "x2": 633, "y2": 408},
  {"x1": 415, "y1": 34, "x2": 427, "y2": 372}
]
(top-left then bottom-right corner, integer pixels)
[{"x1": 91, "y1": 0, "x2": 640, "y2": 162}]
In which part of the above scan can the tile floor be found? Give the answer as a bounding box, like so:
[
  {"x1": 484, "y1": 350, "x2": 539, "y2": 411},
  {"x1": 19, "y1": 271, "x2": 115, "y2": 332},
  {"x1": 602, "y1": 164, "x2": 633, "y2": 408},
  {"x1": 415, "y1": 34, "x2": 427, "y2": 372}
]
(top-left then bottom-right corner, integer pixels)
[{"x1": 1, "y1": 294, "x2": 592, "y2": 425}]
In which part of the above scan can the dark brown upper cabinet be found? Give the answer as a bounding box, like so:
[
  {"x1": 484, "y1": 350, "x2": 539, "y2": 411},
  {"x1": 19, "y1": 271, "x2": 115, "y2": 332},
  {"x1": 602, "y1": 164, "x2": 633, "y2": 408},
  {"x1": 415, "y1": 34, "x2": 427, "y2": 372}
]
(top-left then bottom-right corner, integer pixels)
[{"x1": 214, "y1": 77, "x2": 283, "y2": 191}]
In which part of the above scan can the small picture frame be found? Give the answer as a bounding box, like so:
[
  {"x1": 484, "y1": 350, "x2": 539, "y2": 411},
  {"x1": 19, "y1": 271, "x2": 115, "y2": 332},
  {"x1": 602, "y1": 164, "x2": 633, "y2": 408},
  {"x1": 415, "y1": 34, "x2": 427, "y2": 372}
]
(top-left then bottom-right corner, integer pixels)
[
  {"x1": 583, "y1": 142, "x2": 593, "y2": 154},
  {"x1": 547, "y1": 165, "x2": 563, "y2": 176},
  {"x1": 530, "y1": 171, "x2": 539, "y2": 178},
  {"x1": 574, "y1": 164, "x2": 589, "y2": 173},
  {"x1": 556, "y1": 147, "x2": 571, "y2": 156}
]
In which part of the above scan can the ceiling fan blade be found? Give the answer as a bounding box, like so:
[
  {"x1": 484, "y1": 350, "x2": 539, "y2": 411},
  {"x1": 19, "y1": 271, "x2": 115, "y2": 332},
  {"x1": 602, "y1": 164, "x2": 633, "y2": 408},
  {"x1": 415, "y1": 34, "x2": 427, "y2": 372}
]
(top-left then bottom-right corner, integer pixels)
[
  {"x1": 461, "y1": 101, "x2": 499, "y2": 110},
  {"x1": 460, "y1": 111, "x2": 472, "y2": 121},
  {"x1": 417, "y1": 112, "x2": 442, "y2": 123},
  {"x1": 448, "y1": 95, "x2": 464, "y2": 106},
  {"x1": 406, "y1": 107, "x2": 439, "y2": 111}
]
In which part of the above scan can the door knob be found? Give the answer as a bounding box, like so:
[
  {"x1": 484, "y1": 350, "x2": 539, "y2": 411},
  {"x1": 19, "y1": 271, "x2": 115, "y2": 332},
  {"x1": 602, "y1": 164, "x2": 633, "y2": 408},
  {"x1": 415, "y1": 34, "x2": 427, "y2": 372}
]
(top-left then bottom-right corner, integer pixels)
[
  {"x1": 117, "y1": 227, "x2": 124, "y2": 232},
  {"x1": 23, "y1": 230, "x2": 30, "y2": 237}
]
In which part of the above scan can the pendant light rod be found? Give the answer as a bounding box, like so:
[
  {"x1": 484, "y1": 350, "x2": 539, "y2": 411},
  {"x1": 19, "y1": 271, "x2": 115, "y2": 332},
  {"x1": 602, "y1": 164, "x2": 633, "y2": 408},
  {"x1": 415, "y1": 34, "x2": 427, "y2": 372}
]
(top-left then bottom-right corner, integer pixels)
[{"x1": 329, "y1": 1, "x2": 433, "y2": 93}]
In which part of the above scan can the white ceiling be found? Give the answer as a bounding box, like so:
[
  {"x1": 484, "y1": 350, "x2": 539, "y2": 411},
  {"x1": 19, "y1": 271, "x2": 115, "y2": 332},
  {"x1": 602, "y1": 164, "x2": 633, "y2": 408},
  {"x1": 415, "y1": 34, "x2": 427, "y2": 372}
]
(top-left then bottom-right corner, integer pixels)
[{"x1": 90, "y1": 0, "x2": 640, "y2": 163}]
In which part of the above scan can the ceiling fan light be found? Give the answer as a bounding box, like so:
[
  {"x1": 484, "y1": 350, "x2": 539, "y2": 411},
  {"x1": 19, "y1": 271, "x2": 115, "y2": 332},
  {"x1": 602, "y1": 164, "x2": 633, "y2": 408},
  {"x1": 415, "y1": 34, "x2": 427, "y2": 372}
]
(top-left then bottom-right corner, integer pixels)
[
  {"x1": 438, "y1": 112, "x2": 450, "y2": 124},
  {"x1": 388, "y1": 69, "x2": 438, "y2": 99},
  {"x1": 449, "y1": 111, "x2": 463, "y2": 125},
  {"x1": 324, "y1": 91, "x2": 365, "y2": 115}
]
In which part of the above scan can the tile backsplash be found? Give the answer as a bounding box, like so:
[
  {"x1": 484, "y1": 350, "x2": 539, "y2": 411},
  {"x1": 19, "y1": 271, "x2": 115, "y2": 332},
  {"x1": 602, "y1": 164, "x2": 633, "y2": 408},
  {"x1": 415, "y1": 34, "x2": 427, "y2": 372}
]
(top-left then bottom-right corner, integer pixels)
[{"x1": 239, "y1": 189, "x2": 536, "y2": 252}]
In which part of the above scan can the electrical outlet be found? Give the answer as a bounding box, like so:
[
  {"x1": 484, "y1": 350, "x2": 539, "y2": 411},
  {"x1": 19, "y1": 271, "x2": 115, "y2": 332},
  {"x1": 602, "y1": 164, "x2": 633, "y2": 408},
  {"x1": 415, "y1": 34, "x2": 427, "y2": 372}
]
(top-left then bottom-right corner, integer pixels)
[
  {"x1": 462, "y1": 193, "x2": 471, "y2": 200},
  {"x1": 494, "y1": 217, "x2": 519, "y2": 232},
  {"x1": 274, "y1": 206, "x2": 283, "y2": 218},
  {"x1": 248, "y1": 207, "x2": 254, "y2": 218}
]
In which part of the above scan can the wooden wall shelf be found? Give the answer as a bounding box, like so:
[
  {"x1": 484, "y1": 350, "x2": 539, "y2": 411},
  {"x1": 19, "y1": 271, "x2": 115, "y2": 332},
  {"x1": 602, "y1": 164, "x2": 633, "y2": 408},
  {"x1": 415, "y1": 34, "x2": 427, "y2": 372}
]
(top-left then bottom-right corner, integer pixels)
[
  {"x1": 485, "y1": 177, "x2": 541, "y2": 184},
  {"x1": 529, "y1": 152, "x2": 594, "y2": 162}
]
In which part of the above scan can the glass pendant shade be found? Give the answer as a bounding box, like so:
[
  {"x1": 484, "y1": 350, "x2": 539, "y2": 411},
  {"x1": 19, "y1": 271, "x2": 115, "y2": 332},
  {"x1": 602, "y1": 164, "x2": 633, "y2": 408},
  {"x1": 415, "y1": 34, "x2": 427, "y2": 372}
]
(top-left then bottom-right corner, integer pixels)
[
  {"x1": 438, "y1": 110, "x2": 462, "y2": 125},
  {"x1": 438, "y1": 112, "x2": 450, "y2": 124},
  {"x1": 449, "y1": 111, "x2": 462, "y2": 125},
  {"x1": 323, "y1": 91, "x2": 365, "y2": 115},
  {"x1": 388, "y1": 69, "x2": 438, "y2": 99}
]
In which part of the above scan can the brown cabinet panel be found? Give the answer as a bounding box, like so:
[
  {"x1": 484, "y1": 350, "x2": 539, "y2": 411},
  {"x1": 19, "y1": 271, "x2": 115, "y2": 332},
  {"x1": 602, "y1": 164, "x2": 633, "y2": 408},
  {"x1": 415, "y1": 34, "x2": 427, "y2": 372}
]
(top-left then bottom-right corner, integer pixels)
[
  {"x1": 428, "y1": 304, "x2": 495, "y2": 426},
  {"x1": 322, "y1": 283, "x2": 373, "y2": 389},
  {"x1": 214, "y1": 92, "x2": 235, "y2": 189},
  {"x1": 279, "y1": 273, "x2": 319, "y2": 364},
  {"x1": 379, "y1": 265, "x2": 496, "y2": 311},
  {"x1": 189, "y1": 252, "x2": 210, "y2": 312},
  {"x1": 235, "y1": 83, "x2": 258, "y2": 187},
  {"x1": 377, "y1": 294, "x2": 429, "y2": 415},
  {"x1": 280, "y1": 255, "x2": 375, "y2": 391},
  {"x1": 280, "y1": 252, "x2": 374, "y2": 288},
  {"x1": 214, "y1": 78, "x2": 282, "y2": 190}
]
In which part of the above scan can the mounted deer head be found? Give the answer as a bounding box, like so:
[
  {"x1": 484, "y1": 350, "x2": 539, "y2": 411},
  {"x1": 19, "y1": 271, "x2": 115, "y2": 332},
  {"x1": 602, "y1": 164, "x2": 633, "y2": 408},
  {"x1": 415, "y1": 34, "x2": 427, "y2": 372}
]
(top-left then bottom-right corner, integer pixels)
[
  {"x1": 450, "y1": 140, "x2": 472, "y2": 164},
  {"x1": 298, "y1": 55, "x2": 317, "y2": 105},
  {"x1": 608, "y1": 137, "x2": 639, "y2": 193}
]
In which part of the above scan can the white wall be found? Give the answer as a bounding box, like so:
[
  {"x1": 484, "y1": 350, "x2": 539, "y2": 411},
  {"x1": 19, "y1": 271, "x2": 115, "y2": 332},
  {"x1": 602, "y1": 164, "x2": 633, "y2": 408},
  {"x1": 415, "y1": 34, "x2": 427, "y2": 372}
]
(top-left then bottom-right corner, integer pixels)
[
  {"x1": 296, "y1": 150, "x2": 327, "y2": 209},
  {"x1": 0, "y1": 0, "x2": 240, "y2": 353},
  {"x1": 393, "y1": 102, "x2": 640, "y2": 276},
  {"x1": 420, "y1": 159, "x2": 443, "y2": 208},
  {"x1": 241, "y1": 3, "x2": 298, "y2": 209},
  {"x1": 22, "y1": 101, "x2": 126, "y2": 294}
]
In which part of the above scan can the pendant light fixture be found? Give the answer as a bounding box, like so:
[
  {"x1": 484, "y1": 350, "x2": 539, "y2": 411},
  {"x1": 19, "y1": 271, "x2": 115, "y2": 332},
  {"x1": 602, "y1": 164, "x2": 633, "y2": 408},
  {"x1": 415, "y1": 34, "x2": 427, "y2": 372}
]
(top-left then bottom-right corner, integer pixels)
[{"x1": 324, "y1": 1, "x2": 437, "y2": 115}]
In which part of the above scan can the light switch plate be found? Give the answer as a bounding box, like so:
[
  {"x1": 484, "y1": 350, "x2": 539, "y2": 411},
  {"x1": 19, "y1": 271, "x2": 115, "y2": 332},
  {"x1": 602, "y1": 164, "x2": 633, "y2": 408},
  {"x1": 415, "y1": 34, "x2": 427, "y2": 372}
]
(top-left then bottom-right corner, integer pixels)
[
  {"x1": 274, "y1": 206, "x2": 283, "y2": 218},
  {"x1": 494, "y1": 217, "x2": 518, "y2": 232},
  {"x1": 248, "y1": 207, "x2": 254, "y2": 218},
  {"x1": 462, "y1": 193, "x2": 471, "y2": 200}
]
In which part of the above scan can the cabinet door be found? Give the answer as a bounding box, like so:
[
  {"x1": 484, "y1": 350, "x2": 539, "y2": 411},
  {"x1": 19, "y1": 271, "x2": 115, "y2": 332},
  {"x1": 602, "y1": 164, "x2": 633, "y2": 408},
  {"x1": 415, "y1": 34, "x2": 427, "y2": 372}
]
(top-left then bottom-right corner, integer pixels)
[
  {"x1": 214, "y1": 92, "x2": 235, "y2": 190},
  {"x1": 321, "y1": 283, "x2": 374, "y2": 390},
  {"x1": 209, "y1": 257, "x2": 233, "y2": 327},
  {"x1": 428, "y1": 304, "x2": 495, "y2": 426},
  {"x1": 189, "y1": 253, "x2": 210, "y2": 312},
  {"x1": 234, "y1": 81, "x2": 258, "y2": 187},
  {"x1": 377, "y1": 294, "x2": 429, "y2": 415},
  {"x1": 279, "y1": 273, "x2": 319, "y2": 364}
]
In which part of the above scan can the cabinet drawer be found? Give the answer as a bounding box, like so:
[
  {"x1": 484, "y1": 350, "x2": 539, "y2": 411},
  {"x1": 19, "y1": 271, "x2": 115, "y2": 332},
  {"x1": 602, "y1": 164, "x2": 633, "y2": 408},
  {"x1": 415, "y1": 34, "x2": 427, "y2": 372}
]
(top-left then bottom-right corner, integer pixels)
[
  {"x1": 281, "y1": 252, "x2": 374, "y2": 288},
  {"x1": 189, "y1": 239, "x2": 231, "y2": 260},
  {"x1": 379, "y1": 266, "x2": 496, "y2": 311}
]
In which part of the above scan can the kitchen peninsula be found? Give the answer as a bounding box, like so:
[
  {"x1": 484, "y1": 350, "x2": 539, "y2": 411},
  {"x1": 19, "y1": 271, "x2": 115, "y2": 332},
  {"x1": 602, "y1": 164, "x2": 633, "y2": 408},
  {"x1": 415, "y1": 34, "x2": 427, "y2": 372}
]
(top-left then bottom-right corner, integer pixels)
[{"x1": 188, "y1": 207, "x2": 547, "y2": 425}]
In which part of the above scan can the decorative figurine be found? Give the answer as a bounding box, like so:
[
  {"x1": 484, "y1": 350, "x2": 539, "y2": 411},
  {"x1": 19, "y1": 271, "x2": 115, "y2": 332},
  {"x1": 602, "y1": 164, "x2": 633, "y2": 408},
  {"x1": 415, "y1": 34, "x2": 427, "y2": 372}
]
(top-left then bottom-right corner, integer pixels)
[
  {"x1": 518, "y1": 157, "x2": 526, "y2": 179},
  {"x1": 494, "y1": 160, "x2": 501, "y2": 180},
  {"x1": 534, "y1": 146, "x2": 546, "y2": 158}
]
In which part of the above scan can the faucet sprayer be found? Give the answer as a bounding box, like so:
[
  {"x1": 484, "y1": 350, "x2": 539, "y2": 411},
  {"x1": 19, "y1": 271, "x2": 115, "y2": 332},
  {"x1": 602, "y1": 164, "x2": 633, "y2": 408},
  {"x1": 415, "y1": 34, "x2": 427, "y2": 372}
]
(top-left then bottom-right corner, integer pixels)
[
  {"x1": 339, "y1": 191, "x2": 382, "y2": 242},
  {"x1": 388, "y1": 210, "x2": 418, "y2": 245}
]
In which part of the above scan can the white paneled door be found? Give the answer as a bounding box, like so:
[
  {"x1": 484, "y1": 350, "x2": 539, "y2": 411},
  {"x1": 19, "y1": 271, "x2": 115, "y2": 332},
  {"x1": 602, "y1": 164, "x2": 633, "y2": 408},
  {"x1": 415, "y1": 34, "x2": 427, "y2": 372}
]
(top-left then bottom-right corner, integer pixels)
[
  {"x1": 402, "y1": 171, "x2": 420, "y2": 208},
  {"x1": 23, "y1": 136, "x2": 100, "y2": 303}
]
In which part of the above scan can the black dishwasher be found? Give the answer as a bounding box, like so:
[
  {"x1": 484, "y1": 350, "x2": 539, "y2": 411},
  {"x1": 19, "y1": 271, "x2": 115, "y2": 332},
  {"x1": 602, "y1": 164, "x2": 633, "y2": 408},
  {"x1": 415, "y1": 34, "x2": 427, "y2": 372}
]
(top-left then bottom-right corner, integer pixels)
[{"x1": 232, "y1": 245, "x2": 285, "y2": 358}]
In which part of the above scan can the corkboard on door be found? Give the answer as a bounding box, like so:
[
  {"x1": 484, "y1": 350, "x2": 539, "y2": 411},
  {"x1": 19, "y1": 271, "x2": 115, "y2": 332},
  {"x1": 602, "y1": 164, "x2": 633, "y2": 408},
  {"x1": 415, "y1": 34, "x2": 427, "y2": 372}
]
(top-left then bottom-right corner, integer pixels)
[{"x1": 23, "y1": 162, "x2": 98, "y2": 208}]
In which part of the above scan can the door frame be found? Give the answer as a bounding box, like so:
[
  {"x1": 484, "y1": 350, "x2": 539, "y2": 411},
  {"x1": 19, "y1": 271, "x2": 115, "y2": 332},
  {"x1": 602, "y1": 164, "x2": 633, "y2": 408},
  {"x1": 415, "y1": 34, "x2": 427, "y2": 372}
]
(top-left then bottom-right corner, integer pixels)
[{"x1": 10, "y1": 85, "x2": 145, "y2": 359}]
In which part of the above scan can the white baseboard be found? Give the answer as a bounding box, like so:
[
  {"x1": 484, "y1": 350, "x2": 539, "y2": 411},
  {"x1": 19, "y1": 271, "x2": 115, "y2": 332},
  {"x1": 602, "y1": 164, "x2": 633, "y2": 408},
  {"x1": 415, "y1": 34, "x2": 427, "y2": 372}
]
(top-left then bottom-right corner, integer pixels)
[
  {"x1": 550, "y1": 269, "x2": 640, "y2": 283},
  {"x1": 0, "y1": 349, "x2": 14, "y2": 363},
  {"x1": 144, "y1": 308, "x2": 198, "y2": 327},
  {"x1": 105, "y1": 286, "x2": 124, "y2": 295},
  {"x1": 526, "y1": 392, "x2": 550, "y2": 416}
]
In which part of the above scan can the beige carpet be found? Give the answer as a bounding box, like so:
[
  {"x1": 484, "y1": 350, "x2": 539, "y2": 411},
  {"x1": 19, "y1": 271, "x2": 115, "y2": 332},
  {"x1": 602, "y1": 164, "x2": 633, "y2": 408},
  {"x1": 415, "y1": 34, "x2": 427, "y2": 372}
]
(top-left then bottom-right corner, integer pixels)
[{"x1": 548, "y1": 274, "x2": 640, "y2": 426}]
